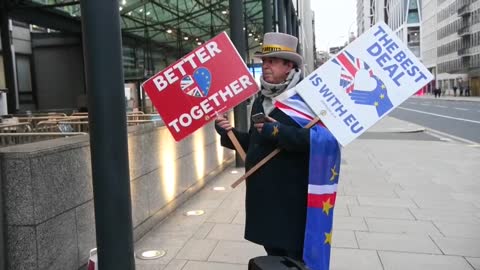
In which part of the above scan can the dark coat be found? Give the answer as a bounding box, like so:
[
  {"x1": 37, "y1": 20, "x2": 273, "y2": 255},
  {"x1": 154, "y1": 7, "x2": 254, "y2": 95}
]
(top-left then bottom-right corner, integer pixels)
[{"x1": 218, "y1": 94, "x2": 310, "y2": 251}]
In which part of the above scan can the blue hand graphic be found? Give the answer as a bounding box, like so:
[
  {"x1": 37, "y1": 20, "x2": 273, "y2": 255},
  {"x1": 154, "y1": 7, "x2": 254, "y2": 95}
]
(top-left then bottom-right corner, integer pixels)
[{"x1": 349, "y1": 76, "x2": 393, "y2": 117}]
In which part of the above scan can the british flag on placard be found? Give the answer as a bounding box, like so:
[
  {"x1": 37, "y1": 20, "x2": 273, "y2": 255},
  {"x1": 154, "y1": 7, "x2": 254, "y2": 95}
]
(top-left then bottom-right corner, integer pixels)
[
  {"x1": 180, "y1": 67, "x2": 212, "y2": 97},
  {"x1": 332, "y1": 51, "x2": 373, "y2": 94},
  {"x1": 181, "y1": 75, "x2": 203, "y2": 97}
]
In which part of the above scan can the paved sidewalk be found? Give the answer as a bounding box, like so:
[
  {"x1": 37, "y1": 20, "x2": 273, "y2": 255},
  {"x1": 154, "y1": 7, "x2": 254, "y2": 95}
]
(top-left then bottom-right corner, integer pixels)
[{"x1": 133, "y1": 116, "x2": 480, "y2": 270}]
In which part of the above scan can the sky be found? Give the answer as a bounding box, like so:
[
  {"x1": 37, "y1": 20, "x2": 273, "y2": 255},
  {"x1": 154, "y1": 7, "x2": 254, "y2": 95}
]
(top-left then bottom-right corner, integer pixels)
[{"x1": 310, "y1": 0, "x2": 357, "y2": 52}]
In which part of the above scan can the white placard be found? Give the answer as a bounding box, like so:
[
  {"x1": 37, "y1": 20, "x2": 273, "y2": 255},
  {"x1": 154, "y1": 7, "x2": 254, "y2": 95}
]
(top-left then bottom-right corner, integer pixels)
[{"x1": 292, "y1": 22, "x2": 433, "y2": 146}]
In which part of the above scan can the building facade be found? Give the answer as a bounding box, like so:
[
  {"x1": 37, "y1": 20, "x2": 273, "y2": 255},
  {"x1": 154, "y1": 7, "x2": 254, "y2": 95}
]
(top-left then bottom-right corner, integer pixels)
[
  {"x1": 357, "y1": 0, "x2": 479, "y2": 96},
  {"x1": 433, "y1": 0, "x2": 479, "y2": 96},
  {"x1": 387, "y1": 0, "x2": 422, "y2": 58},
  {"x1": 357, "y1": 0, "x2": 422, "y2": 57},
  {"x1": 295, "y1": 0, "x2": 316, "y2": 74},
  {"x1": 357, "y1": 0, "x2": 387, "y2": 36}
]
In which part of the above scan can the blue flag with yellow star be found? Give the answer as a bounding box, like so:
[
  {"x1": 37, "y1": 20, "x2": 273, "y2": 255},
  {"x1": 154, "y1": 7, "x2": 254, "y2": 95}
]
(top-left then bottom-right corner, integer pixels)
[
  {"x1": 275, "y1": 90, "x2": 341, "y2": 270},
  {"x1": 303, "y1": 126, "x2": 341, "y2": 270}
]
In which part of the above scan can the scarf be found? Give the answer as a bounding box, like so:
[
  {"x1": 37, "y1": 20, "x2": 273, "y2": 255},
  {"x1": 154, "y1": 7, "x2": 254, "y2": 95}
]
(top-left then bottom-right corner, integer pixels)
[{"x1": 260, "y1": 69, "x2": 302, "y2": 114}]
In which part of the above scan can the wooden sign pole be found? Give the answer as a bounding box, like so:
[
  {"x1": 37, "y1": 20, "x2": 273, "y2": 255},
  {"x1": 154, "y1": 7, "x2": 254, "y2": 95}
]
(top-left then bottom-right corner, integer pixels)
[
  {"x1": 227, "y1": 130, "x2": 246, "y2": 161},
  {"x1": 231, "y1": 117, "x2": 320, "y2": 188}
]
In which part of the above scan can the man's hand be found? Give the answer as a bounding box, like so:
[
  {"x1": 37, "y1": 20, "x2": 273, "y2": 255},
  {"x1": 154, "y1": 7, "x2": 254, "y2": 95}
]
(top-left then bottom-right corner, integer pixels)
[
  {"x1": 215, "y1": 114, "x2": 233, "y2": 131},
  {"x1": 254, "y1": 116, "x2": 277, "y2": 133}
]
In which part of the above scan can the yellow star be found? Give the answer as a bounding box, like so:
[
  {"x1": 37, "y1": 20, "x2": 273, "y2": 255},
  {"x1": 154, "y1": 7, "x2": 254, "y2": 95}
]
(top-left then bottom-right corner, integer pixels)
[
  {"x1": 272, "y1": 125, "x2": 279, "y2": 136},
  {"x1": 380, "y1": 94, "x2": 385, "y2": 99},
  {"x1": 330, "y1": 165, "x2": 338, "y2": 181},
  {"x1": 324, "y1": 230, "x2": 332, "y2": 245},
  {"x1": 381, "y1": 84, "x2": 386, "y2": 89},
  {"x1": 322, "y1": 198, "x2": 333, "y2": 215},
  {"x1": 374, "y1": 101, "x2": 379, "y2": 107}
]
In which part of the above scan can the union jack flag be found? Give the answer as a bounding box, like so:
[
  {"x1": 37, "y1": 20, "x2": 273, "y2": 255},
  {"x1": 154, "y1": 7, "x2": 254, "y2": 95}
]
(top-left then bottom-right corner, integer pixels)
[
  {"x1": 180, "y1": 67, "x2": 212, "y2": 97},
  {"x1": 274, "y1": 89, "x2": 319, "y2": 128},
  {"x1": 332, "y1": 51, "x2": 373, "y2": 94},
  {"x1": 181, "y1": 75, "x2": 204, "y2": 97}
]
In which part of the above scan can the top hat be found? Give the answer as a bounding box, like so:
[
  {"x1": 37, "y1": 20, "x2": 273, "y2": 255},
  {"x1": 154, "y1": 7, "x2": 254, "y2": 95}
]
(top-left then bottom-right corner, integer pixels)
[{"x1": 254, "y1": 32, "x2": 303, "y2": 67}]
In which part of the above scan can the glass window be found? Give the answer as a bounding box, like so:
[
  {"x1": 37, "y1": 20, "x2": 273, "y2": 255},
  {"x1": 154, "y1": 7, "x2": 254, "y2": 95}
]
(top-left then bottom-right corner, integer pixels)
[
  {"x1": 0, "y1": 56, "x2": 5, "y2": 89},
  {"x1": 409, "y1": 0, "x2": 418, "y2": 10},
  {"x1": 16, "y1": 55, "x2": 32, "y2": 93}
]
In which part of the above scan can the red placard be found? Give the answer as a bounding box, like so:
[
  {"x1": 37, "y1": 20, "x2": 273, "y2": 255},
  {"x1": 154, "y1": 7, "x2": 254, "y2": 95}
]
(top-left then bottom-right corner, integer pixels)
[{"x1": 142, "y1": 32, "x2": 259, "y2": 141}]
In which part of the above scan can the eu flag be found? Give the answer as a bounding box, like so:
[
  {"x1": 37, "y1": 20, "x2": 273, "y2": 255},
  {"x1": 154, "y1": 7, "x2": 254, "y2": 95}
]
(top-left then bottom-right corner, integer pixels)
[{"x1": 275, "y1": 89, "x2": 341, "y2": 270}]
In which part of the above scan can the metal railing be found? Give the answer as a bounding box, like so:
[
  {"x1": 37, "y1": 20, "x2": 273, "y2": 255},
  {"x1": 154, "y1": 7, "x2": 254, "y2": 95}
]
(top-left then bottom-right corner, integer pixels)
[
  {"x1": 458, "y1": 25, "x2": 471, "y2": 36},
  {"x1": 0, "y1": 122, "x2": 33, "y2": 133},
  {"x1": 458, "y1": 4, "x2": 471, "y2": 16},
  {"x1": 0, "y1": 111, "x2": 163, "y2": 147},
  {"x1": 0, "y1": 132, "x2": 88, "y2": 147}
]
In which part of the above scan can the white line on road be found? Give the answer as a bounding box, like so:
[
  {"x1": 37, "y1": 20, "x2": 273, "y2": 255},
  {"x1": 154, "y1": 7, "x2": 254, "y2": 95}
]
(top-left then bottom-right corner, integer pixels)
[
  {"x1": 454, "y1": 107, "x2": 469, "y2": 111},
  {"x1": 434, "y1": 105, "x2": 448, "y2": 108},
  {"x1": 398, "y1": 107, "x2": 480, "y2": 124},
  {"x1": 420, "y1": 103, "x2": 430, "y2": 106},
  {"x1": 426, "y1": 128, "x2": 479, "y2": 145}
]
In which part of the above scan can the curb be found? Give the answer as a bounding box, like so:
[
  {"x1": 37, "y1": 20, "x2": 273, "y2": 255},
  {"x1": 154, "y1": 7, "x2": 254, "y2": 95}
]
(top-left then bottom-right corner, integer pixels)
[{"x1": 368, "y1": 128, "x2": 426, "y2": 134}]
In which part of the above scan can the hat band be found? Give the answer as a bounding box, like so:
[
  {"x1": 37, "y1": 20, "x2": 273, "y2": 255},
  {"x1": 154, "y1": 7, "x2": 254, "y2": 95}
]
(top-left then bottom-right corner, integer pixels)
[{"x1": 262, "y1": 44, "x2": 295, "y2": 54}]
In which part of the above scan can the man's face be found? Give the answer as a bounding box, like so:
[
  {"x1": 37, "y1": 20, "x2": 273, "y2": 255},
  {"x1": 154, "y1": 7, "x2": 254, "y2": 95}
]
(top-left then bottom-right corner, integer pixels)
[{"x1": 261, "y1": 57, "x2": 294, "y2": 84}]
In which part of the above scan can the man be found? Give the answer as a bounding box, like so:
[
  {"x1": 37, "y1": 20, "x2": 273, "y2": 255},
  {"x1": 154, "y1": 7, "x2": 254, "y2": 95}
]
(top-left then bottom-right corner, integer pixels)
[{"x1": 214, "y1": 32, "x2": 309, "y2": 261}]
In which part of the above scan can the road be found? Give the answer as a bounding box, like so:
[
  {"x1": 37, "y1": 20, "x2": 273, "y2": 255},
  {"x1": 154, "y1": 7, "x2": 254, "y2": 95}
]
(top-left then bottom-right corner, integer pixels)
[{"x1": 389, "y1": 98, "x2": 480, "y2": 144}]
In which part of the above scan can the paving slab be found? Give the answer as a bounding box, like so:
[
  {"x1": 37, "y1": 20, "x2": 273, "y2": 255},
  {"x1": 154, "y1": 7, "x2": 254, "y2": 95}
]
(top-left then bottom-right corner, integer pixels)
[
  {"x1": 192, "y1": 223, "x2": 215, "y2": 240},
  {"x1": 231, "y1": 211, "x2": 245, "y2": 224},
  {"x1": 431, "y1": 236, "x2": 480, "y2": 257},
  {"x1": 205, "y1": 208, "x2": 238, "y2": 223},
  {"x1": 378, "y1": 251, "x2": 474, "y2": 270},
  {"x1": 333, "y1": 216, "x2": 368, "y2": 231},
  {"x1": 451, "y1": 192, "x2": 480, "y2": 204},
  {"x1": 135, "y1": 263, "x2": 166, "y2": 270},
  {"x1": 175, "y1": 239, "x2": 218, "y2": 261},
  {"x1": 357, "y1": 196, "x2": 417, "y2": 208},
  {"x1": 410, "y1": 208, "x2": 480, "y2": 224},
  {"x1": 348, "y1": 205, "x2": 415, "y2": 219},
  {"x1": 164, "y1": 259, "x2": 187, "y2": 270},
  {"x1": 182, "y1": 261, "x2": 246, "y2": 270},
  {"x1": 335, "y1": 195, "x2": 359, "y2": 206},
  {"x1": 331, "y1": 230, "x2": 358, "y2": 248},
  {"x1": 466, "y1": 257, "x2": 480, "y2": 270},
  {"x1": 412, "y1": 197, "x2": 477, "y2": 210},
  {"x1": 208, "y1": 240, "x2": 266, "y2": 264},
  {"x1": 434, "y1": 222, "x2": 480, "y2": 239},
  {"x1": 330, "y1": 248, "x2": 383, "y2": 270},
  {"x1": 365, "y1": 217, "x2": 442, "y2": 236},
  {"x1": 356, "y1": 231, "x2": 441, "y2": 254},
  {"x1": 332, "y1": 205, "x2": 350, "y2": 217},
  {"x1": 342, "y1": 186, "x2": 399, "y2": 198},
  {"x1": 206, "y1": 223, "x2": 245, "y2": 241}
]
